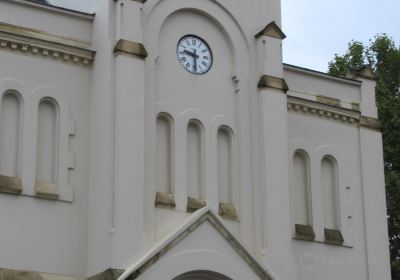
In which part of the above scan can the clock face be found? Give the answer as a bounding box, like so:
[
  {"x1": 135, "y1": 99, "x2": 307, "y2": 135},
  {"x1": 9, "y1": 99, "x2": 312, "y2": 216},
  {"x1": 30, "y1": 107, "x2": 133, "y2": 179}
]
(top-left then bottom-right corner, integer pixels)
[{"x1": 176, "y1": 35, "x2": 213, "y2": 75}]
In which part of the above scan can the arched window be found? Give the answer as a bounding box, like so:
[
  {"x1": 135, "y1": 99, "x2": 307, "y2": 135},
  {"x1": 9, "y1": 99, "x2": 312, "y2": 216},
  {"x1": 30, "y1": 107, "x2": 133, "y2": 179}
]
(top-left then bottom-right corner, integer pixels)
[
  {"x1": 186, "y1": 120, "x2": 204, "y2": 200},
  {"x1": 0, "y1": 91, "x2": 22, "y2": 178},
  {"x1": 292, "y1": 150, "x2": 311, "y2": 226},
  {"x1": 174, "y1": 270, "x2": 233, "y2": 280},
  {"x1": 36, "y1": 98, "x2": 59, "y2": 186},
  {"x1": 321, "y1": 156, "x2": 339, "y2": 230},
  {"x1": 156, "y1": 113, "x2": 173, "y2": 194},
  {"x1": 217, "y1": 126, "x2": 233, "y2": 204}
]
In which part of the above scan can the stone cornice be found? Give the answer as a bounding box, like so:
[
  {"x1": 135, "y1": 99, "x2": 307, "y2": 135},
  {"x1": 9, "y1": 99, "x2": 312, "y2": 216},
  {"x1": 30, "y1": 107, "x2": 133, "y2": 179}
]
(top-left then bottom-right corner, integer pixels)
[
  {"x1": 258, "y1": 75, "x2": 289, "y2": 93},
  {"x1": 288, "y1": 96, "x2": 382, "y2": 131},
  {"x1": 287, "y1": 96, "x2": 360, "y2": 124},
  {"x1": 114, "y1": 39, "x2": 148, "y2": 58},
  {"x1": 360, "y1": 116, "x2": 381, "y2": 131},
  {"x1": 0, "y1": 22, "x2": 95, "y2": 65},
  {"x1": 7, "y1": 0, "x2": 95, "y2": 20}
]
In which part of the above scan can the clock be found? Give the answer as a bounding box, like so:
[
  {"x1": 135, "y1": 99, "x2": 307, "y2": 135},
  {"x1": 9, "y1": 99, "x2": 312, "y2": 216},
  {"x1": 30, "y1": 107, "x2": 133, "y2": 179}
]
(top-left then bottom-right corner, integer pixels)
[{"x1": 176, "y1": 35, "x2": 213, "y2": 75}]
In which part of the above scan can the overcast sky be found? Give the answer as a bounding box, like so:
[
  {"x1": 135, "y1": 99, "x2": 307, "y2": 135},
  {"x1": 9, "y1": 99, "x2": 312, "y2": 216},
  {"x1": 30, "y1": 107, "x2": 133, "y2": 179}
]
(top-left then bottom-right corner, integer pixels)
[{"x1": 49, "y1": 0, "x2": 400, "y2": 72}]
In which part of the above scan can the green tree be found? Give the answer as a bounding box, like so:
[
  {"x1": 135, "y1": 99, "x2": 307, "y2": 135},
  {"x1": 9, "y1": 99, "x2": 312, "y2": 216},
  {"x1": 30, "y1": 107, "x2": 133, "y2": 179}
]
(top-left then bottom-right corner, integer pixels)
[{"x1": 328, "y1": 35, "x2": 400, "y2": 279}]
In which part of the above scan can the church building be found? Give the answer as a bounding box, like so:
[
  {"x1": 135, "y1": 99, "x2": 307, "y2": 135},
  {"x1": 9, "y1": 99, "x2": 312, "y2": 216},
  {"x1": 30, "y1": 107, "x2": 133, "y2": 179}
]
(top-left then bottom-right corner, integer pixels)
[{"x1": 0, "y1": 0, "x2": 392, "y2": 279}]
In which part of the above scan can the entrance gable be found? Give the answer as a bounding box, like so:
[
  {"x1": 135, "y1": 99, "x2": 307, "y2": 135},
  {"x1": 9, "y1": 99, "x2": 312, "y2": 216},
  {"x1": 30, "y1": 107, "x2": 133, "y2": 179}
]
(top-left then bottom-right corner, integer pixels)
[{"x1": 118, "y1": 208, "x2": 276, "y2": 280}]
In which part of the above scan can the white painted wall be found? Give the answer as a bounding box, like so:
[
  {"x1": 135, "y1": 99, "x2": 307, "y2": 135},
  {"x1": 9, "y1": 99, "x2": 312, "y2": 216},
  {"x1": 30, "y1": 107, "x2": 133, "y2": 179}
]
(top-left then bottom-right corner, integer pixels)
[
  {"x1": 0, "y1": 0, "x2": 391, "y2": 280},
  {"x1": 0, "y1": 48, "x2": 91, "y2": 278}
]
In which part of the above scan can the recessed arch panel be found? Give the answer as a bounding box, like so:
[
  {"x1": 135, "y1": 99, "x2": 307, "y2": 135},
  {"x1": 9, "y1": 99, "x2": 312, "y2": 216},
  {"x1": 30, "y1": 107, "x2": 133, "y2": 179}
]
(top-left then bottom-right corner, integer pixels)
[
  {"x1": 0, "y1": 91, "x2": 22, "y2": 178},
  {"x1": 186, "y1": 119, "x2": 204, "y2": 199},
  {"x1": 321, "y1": 155, "x2": 340, "y2": 230},
  {"x1": 156, "y1": 113, "x2": 174, "y2": 193},
  {"x1": 36, "y1": 97, "x2": 59, "y2": 185}
]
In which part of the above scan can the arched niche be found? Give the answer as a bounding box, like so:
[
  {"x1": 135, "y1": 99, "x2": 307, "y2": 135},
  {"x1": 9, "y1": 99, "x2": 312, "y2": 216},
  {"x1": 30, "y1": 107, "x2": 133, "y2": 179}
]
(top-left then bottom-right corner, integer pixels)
[
  {"x1": 173, "y1": 270, "x2": 233, "y2": 280},
  {"x1": 156, "y1": 113, "x2": 174, "y2": 194},
  {"x1": 292, "y1": 149, "x2": 312, "y2": 226},
  {"x1": 186, "y1": 119, "x2": 204, "y2": 200},
  {"x1": 36, "y1": 97, "x2": 59, "y2": 186},
  {"x1": 321, "y1": 155, "x2": 340, "y2": 230},
  {"x1": 217, "y1": 126, "x2": 234, "y2": 204},
  {"x1": 0, "y1": 91, "x2": 22, "y2": 178}
]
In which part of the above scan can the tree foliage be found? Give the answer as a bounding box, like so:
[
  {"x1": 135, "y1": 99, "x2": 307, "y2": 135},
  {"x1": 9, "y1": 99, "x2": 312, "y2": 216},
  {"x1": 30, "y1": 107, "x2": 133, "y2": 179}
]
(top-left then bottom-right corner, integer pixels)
[{"x1": 328, "y1": 34, "x2": 400, "y2": 278}]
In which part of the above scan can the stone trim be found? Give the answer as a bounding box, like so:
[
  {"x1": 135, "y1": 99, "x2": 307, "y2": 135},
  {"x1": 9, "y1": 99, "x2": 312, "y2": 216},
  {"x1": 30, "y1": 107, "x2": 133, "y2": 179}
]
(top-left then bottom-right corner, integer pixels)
[
  {"x1": 351, "y1": 102, "x2": 360, "y2": 111},
  {"x1": 155, "y1": 192, "x2": 176, "y2": 209},
  {"x1": 360, "y1": 116, "x2": 381, "y2": 131},
  {"x1": 0, "y1": 23, "x2": 94, "y2": 65},
  {"x1": 186, "y1": 197, "x2": 207, "y2": 213},
  {"x1": 316, "y1": 95, "x2": 340, "y2": 107},
  {"x1": 218, "y1": 202, "x2": 238, "y2": 220},
  {"x1": 89, "y1": 269, "x2": 124, "y2": 280},
  {"x1": 287, "y1": 96, "x2": 360, "y2": 125},
  {"x1": 284, "y1": 64, "x2": 362, "y2": 86},
  {"x1": 346, "y1": 65, "x2": 377, "y2": 81},
  {"x1": 255, "y1": 21, "x2": 286, "y2": 39},
  {"x1": 121, "y1": 209, "x2": 274, "y2": 280},
  {"x1": 294, "y1": 224, "x2": 315, "y2": 241},
  {"x1": 258, "y1": 75, "x2": 289, "y2": 92},
  {"x1": 11, "y1": 0, "x2": 95, "y2": 19},
  {"x1": 324, "y1": 228, "x2": 344, "y2": 246},
  {"x1": 0, "y1": 268, "x2": 85, "y2": 280},
  {"x1": 0, "y1": 175, "x2": 22, "y2": 194},
  {"x1": 113, "y1": 39, "x2": 148, "y2": 58},
  {"x1": 35, "y1": 180, "x2": 59, "y2": 199}
]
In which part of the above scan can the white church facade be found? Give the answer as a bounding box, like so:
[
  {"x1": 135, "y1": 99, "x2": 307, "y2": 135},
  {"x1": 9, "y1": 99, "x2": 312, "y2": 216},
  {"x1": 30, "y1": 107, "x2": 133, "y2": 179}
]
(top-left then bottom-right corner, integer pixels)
[{"x1": 0, "y1": 0, "x2": 392, "y2": 279}]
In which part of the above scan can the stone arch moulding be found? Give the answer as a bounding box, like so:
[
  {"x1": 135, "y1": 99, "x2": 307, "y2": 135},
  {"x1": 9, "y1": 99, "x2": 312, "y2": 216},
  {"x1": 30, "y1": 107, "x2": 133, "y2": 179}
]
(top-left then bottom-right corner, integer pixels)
[
  {"x1": 0, "y1": 80, "x2": 28, "y2": 194},
  {"x1": 143, "y1": 0, "x2": 252, "y2": 81},
  {"x1": 30, "y1": 86, "x2": 75, "y2": 202},
  {"x1": 186, "y1": 118, "x2": 206, "y2": 212},
  {"x1": 0, "y1": 88, "x2": 24, "y2": 194},
  {"x1": 155, "y1": 111, "x2": 175, "y2": 208},
  {"x1": 315, "y1": 145, "x2": 353, "y2": 247},
  {"x1": 291, "y1": 149, "x2": 313, "y2": 233},
  {"x1": 288, "y1": 139, "x2": 315, "y2": 237}
]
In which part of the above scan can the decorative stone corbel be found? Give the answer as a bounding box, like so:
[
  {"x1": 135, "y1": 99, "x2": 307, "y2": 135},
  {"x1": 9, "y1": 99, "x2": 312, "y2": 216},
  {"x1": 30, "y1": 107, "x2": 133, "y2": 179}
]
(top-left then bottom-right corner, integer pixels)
[
  {"x1": 218, "y1": 202, "x2": 238, "y2": 220},
  {"x1": 35, "y1": 181, "x2": 59, "y2": 199},
  {"x1": 258, "y1": 75, "x2": 289, "y2": 92},
  {"x1": 324, "y1": 228, "x2": 344, "y2": 246},
  {"x1": 0, "y1": 175, "x2": 22, "y2": 194},
  {"x1": 186, "y1": 197, "x2": 207, "y2": 213},
  {"x1": 155, "y1": 192, "x2": 176, "y2": 209},
  {"x1": 294, "y1": 224, "x2": 315, "y2": 241},
  {"x1": 113, "y1": 39, "x2": 148, "y2": 58}
]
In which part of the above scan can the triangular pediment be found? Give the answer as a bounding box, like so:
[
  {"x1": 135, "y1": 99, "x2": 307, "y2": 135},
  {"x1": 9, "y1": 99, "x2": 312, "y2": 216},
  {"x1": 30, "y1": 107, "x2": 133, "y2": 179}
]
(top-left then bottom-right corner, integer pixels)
[
  {"x1": 255, "y1": 21, "x2": 286, "y2": 39},
  {"x1": 118, "y1": 208, "x2": 275, "y2": 280}
]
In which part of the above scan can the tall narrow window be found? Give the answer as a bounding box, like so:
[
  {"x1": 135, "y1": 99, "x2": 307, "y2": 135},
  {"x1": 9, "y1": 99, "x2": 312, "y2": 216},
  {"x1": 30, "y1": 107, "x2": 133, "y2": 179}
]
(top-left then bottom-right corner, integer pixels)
[
  {"x1": 156, "y1": 114, "x2": 173, "y2": 194},
  {"x1": 36, "y1": 98, "x2": 59, "y2": 185},
  {"x1": 186, "y1": 120, "x2": 203, "y2": 199},
  {"x1": 292, "y1": 150, "x2": 311, "y2": 225},
  {"x1": 321, "y1": 156, "x2": 339, "y2": 230},
  {"x1": 0, "y1": 92, "x2": 21, "y2": 178},
  {"x1": 217, "y1": 126, "x2": 233, "y2": 204}
]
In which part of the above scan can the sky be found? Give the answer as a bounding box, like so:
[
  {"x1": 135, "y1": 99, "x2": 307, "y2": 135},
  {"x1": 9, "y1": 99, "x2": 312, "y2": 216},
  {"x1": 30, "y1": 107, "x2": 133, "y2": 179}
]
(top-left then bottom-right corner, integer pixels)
[{"x1": 49, "y1": 0, "x2": 400, "y2": 72}]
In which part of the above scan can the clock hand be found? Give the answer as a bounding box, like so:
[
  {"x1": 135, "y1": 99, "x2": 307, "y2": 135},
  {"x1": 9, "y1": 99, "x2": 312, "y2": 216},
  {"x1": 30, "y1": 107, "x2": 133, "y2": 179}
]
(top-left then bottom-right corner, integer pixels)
[
  {"x1": 183, "y1": 49, "x2": 199, "y2": 58},
  {"x1": 193, "y1": 49, "x2": 197, "y2": 72}
]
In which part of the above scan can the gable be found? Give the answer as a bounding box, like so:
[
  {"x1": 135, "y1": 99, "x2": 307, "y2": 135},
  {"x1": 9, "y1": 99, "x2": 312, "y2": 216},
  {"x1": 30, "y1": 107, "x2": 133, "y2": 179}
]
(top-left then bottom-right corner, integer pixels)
[{"x1": 118, "y1": 208, "x2": 276, "y2": 280}]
